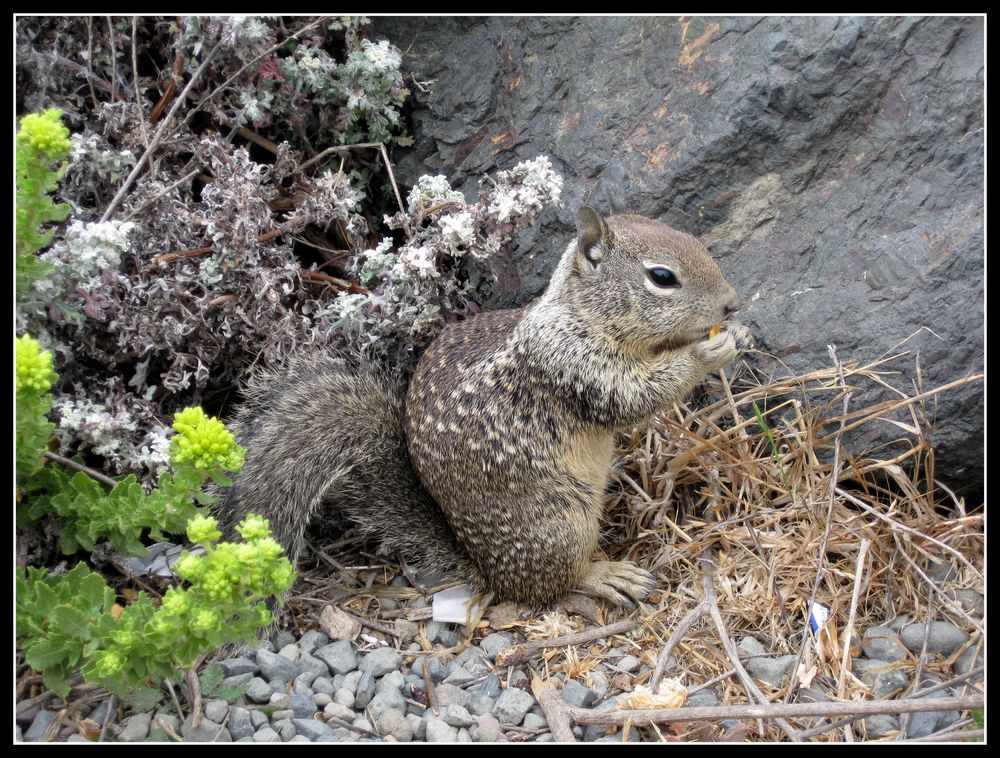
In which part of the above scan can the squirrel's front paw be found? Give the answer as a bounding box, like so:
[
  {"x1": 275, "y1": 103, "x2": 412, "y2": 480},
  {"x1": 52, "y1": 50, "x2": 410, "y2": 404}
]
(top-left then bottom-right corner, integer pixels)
[
  {"x1": 574, "y1": 560, "x2": 657, "y2": 608},
  {"x1": 692, "y1": 329, "x2": 739, "y2": 372},
  {"x1": 722, "y1": 320, "x2": 753, "y2": 352}
]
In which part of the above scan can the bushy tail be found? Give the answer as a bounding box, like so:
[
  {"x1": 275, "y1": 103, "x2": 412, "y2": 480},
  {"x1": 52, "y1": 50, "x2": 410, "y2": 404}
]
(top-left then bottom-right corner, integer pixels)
[{"x1": 216, "y1": 350, "x2": 479, "y2": 586}]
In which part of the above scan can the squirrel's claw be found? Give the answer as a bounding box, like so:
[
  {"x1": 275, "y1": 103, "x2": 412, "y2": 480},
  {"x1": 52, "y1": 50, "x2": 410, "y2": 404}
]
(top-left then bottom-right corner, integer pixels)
[{"x1": 575, "y1": 560, "x2": 657, "y2": 608}]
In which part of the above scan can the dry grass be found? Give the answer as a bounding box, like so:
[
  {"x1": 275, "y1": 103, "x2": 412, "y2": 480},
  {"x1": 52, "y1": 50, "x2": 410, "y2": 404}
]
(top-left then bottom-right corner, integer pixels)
[{"x1": 293, "y1": 345, "x2": 984, "y2": 741}]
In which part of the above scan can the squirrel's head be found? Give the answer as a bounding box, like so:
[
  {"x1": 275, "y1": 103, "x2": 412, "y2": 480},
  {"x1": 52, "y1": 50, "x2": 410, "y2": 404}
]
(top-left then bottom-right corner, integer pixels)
[{"x1": 560, "y1": 206, "x2": 740, "y2": 354}]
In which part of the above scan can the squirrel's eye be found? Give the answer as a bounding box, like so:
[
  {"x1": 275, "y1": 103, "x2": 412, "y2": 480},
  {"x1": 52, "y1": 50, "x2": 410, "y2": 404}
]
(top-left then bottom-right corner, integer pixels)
[{"x1": 646, "y1": 266, "x2": 679, "y2": 288}]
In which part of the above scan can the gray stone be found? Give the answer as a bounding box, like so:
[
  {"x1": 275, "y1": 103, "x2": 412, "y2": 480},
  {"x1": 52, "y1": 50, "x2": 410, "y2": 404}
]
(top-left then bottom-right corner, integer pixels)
[
  {"x1": 476, "y1": 674, "x2": 502, "y2": 700},
  {"x1": 947, "y1": 589, "x2": 984, "y2": 616},
  {"x1": 406, "y1": 713, "x2": 427, "y2": 740},
  {"x1": 368, "y1": 687, "x2": 407, "y2": 718},
  {"x1": 323, "y1": 702, "x2": 356, "y2": 724},
  {"x1": 272, "y1": 630, "x2": 296, "y2": 650},
  {"x1": 354, "y1": 670, "x2": 376, "y2": 709},
  {"x1": 375, "y1": 15, "x2": 985, "y2": 490},
  {"x1": 294, "y1": 671, "x2": 319, "y2": 693},
  {"x1": 455, "y1": 646, "x2": 492, "y2": 676},
  {"x1": 561, "y1": 679, "x2": 598, "y2": 708},
  {"x1": 595, "y1": 731, "x2": 641, "y2": 743},
  {"x1": 522, "y1": 712, "x2": 548, "y2": 730},
  {"x1": 904, "y1": 711, "x2": 942, "y2": 740},
  {"x1": 255, "y1": 640, "x2": 275, "y2": 654},
  {"x1": 457, "y1": 727, "x2": 473, "y2": 742},
  {"x1": 218, "y1": 657, "x2": 258, "y2": 677},
  {"x1": 443, "y1": 664, "x2": 476, "y2": 686},
  {"x1": 887, "y1": 615, "x2": 912, "y2": 632},
  {"x1": 442, "y1": 703, "x2": 476, "y2": 728},
  {"x1": 270, "y1": 709, "x2": 295, "y2": 721},
  {"x1": 292, "y1": 718, "x2": 337, "y2": 740},
  {"x1": 873, "y1": 669, "x2": 910, "y2": 699},
  {"x1": 313, "y1": 692, "x2": 332, "y2": 708},
  {"x1": 738, "y1": 636, "x2": 768, "y2": 658},
  {"x1": 479, "y1": 632, "x2": 515, "y2": 659},
  {"x1": 900, "y1": 621, "x2": 969, "y2": 655},
  {"x1": 89, "y1": 700, "x2": 111, "y2": 726},
  {"x1": 297, "y1": 652, "x2": 330, "y2": 677},
  {"x1": 434, "y1": 682, "x2": 472, "y2": 709},
  {"x1": 289, "y1": 735, "x2": 312, "y2": 743},
  {"x1": 277, "y1": 719, "x2": 297, "y2": 741},
  {"x1": 252, "y1": 726, "x2": 280, "y2": 743},
  {"x1": 360, "y1": 647, "x2": 403, "y2": 678},
  {"x1": 851, "y1": 657, "x2": 894, "y2": 687},
  {"x1": 333, "y1": 688, "x2": 355, "y2": 708},
  {"x1": 686, "y1": 688, "x2": 720, "y2": 707},
  {"x1": 745, "y1": 654, "x2": 797, "y2": 686},
  {"x1": 203, "y1": 698, "x2": 229, "y2": 723},
  {"x1": 249, "y1": 709, "x2": 270, "y2": 728},
  {"x1": 425, "y1": 715, "x2": 459, "y2": 742},
  {"x1": 312, "y1": 676, "x2": 335, "y2": 696},
  {"x1": 15, "y1": 704, "x2": 38, "y2": 724},
  {"x1": 587, "y1": 671, "x2": 610, "y2": 701},
  {"x1": 256, "y1": 647, "x2": 300, "y2": 683},
  {"x1": 374, "y1": 708, "x2": 412, "y2": 741},
  {"x1": 181, "y1": 714, "x2": 232, "y2": 742},
  {"x1": 66, "y1": 734, "x2": 87, "y2": 742},
  {"x1": 299, "y1": 629, "x2": 330, "y2": 653},
  {"x1": 394, "y1": 620, "x2": 419, "y2": 646},
  {"x1": 351, "y1": 715, "x2": 373, "y2": 732},
  {"x1": 953, "y1": 642, "x2": 984, "y2": 683},
  {"x1": 492, "y1": 686, "x2": 535, "y2": 725},
  {"x1": 24, "y1": 710, "x2": 57, "y2": 742},
  {"x1": 287, "y1": 691, "x2": 317, "y2": 718},
  {"x1": 229, "y1": 707, "x2": 255, "y2": 740},
  {"x1": 412, "y1": 656, "x2": 448, "y2": 684},
  {"x1": 861, "y1": 626, "x2": 909, "y2": 662},
  {"x1": 268, "y1": 692, "x2": 290, "y2": 707},
  {"x1": 221, "y1": 672, "x2": 253, "y2": 688},
  {"x1": 152, "y1": 711, "x2": 181, "y2": 734},
  {"x1": 315, "y1": 640, "x2": 358, "y2": 676},
  {"x1": 376, "y1": 670, "x2": 406, "y2": 694},
  {"x1": 473, "y1": 713, "x2": 504, "y2": 743},
  {"x1": 118, "y1": 712, "x2": 152, "y2": 742},
  {"x1": 278, "y1": 645, "x2": 302, "y2": 662},
  {"x1": 795, "y1": 686, "x2": 830, "y2": 704},
  {"x1": 467, "y1": 692, "x2": 497, "y2": 717},
  {"x1": 615, "y1": 654, "x2": 641, "y2": 673}
]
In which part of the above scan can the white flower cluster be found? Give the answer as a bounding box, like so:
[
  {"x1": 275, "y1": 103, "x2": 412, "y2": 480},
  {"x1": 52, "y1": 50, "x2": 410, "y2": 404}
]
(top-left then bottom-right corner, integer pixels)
[
  {"x1": 361, "y1": 39, "x2": 402, "y2": 74},
  {"x1": 54, "y1": 398, "x2": 174, "y2": 477},
  {"x1": 69, "y1": 133, "x2": 136, "y2": 178},
  {"x1": 487, "y1": 155, "x2": 564, "y2": 223},
  {"x1": 407, "y1": 174, "x2": 466, "y2": 213},
  {"x1": 395, "y1": 245, "x2": 440, "y2": 280},
  {"x1": 437, "y1": 211, "x2": 476, "y2": 257},
  {"x1": 65, "y1": 220, "x2": 136, "y2": 278}
]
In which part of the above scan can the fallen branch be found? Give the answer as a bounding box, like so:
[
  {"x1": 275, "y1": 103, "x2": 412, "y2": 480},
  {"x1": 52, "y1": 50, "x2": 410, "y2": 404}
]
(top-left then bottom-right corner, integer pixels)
[
  {"x1": 495, "y1": 618, "x2": 638, "y2": 667},
  {"x1": 531, "y1": 675, "x2": 576, "y2": 742},
  {"x1": 565, "y1": 694, "x2": 984, "y2": 728}
]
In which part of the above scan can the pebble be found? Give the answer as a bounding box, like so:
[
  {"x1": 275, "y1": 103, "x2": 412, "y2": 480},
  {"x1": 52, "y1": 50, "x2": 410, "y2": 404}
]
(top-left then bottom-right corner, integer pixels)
[
  {"x1": 253, "y1": 726, "x2": 280, "y2": 743},
  {"x1": 204, "y1": 699, "x2": 229, "y2": 723},
  {"x1": 425, "y1": 715, "x2": 459, "y2": 742},
  {"x1": 218, "y1": 657, "x2": 258, "y2": 677},
  {"x1": 745, "y1": 654, "x2": 797, "y2": 686},
  {"x1": 374, "y1": 708, "x2": 412, "y2": 741},
  {"x1": 522, "y1": 712, "x2": 548, "y2": 731},
  {"x1": 324, "y1": 702, "x2": 356, "y2": 723},
  {"x1": 434, "y1": 682, "x2": 472, "y2": 709},
  {"x1": 861, "y1": 626, "x2": 908, "y2": 662},
  {"x1": 872, "y1": 669, "x2": 910, "y2": 699},
  {"x1": 360, "y1": 647, "x2": 403, "y2": 678},
  {"x1": 256, "y1": 647, "x2": 300, "y2": 683},
  {"x1": 493, "y1": 686, "x2": 535, "y2": 725},
  {"x1": 299, "y1": 629, "x2": 330, "y2": 653},
  {"x1": 354, "y1": 670, "x2": 376, "y2": 709},
  {"x1": 229, "y1": 707, "x2": 254, "y2": 740},
  {"x1": 615, "y1": 654, "x2": 641, "y2": 673},
  {"x1": 118, "y1": 712, "x2": 152, "y2": 742},
  {"x1": 152, "y1": 711, "x2": 181, "y2": 735},
  {"x1": 292, "y1": 718, "x2": 337, "y2": 741},
  {"x1": 181, "y1": 714, "x2": 232, "y2": 742},
  {"x1": 249, "y1": 710, "x2": 269, "y2": 728},
  {"x1": 899, "y1": 621, "x2": 968, "y2": 655},
  {"x1": 313, "y1": 676, "x2": 336, "y2": 696},
  {"x1": 297, "y1": 652, "x2": 329, "y2": 677},
  {"x1": 24, "y1": 710, "x2": 57, "y2": 742},
  {"x1": 479, "y1": 632, "x2": 514, "y2": 659},
  {"x1": 333, "y1": 688, "x2": 356, "y2": 708},
  {"x1": 315, "y1": 641, "x2": 357, "y2": 676},
  {"x1": 953, "y1": 642, "x2": 983, "y2": 683},
  {"x1": 442, "y1": 703, "x2": 476, "y2": 728},
  {"x1": 561, "y1": 679, "x2": 598, "y2": 708}
]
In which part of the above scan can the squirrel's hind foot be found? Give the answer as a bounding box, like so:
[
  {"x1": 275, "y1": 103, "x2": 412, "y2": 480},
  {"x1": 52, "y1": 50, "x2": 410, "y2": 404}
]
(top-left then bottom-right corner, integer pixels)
[{"x1": 574, "y1": 560, "x2": 656, "y2": 609}]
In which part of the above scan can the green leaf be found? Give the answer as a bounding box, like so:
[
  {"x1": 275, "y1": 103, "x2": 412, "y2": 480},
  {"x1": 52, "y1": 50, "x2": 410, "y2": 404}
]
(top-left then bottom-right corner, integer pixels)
[
  {"x1": 50, "y1": 605, "x2": 91, "y2": 638},
  {"x1": 25, "y1": 637, "x2": 73, "y2": 670}
]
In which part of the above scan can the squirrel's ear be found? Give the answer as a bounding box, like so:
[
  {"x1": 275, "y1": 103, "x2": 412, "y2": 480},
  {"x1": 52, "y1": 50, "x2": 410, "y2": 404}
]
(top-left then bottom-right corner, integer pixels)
[{"x1": 575, "y1": 206, "x2": 609, "y2": 268}]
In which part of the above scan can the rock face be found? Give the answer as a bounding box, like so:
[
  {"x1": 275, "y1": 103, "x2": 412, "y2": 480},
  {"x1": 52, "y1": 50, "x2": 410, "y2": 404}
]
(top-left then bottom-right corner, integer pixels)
[{"x1": 375, "y1": 16, "x2": 984, "y2": 491}]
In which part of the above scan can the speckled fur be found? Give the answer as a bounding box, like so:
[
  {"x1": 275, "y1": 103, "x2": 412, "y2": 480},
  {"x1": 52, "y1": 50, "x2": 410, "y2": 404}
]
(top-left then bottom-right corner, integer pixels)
[{"x1": 219, "y1": 209, "x2": 742, "y2": 608}]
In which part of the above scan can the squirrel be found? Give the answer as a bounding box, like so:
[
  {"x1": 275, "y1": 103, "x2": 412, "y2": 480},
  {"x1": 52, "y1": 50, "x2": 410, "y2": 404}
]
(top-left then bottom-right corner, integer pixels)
[{"x1": 216, "y1": 206, "x2": 745, "y2": 609}]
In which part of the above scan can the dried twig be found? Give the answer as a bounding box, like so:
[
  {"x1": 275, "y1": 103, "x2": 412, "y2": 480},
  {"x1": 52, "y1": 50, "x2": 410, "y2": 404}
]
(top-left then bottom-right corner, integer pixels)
[
  {"x1": 837, "y1": 538, "x2": 870, "y2": 700},
  {"x1": 43, "y1": 451, "x2": 117, "y2": 488},
  {"x1": 101, "y1": 42, "x2": 220, "y2": 223},
  {"x1": 531, "y1": 675, "x2": 576, "y2": 742},
  {"x1": 495, "y1": 619, "x2": 638, "y2": 667}
]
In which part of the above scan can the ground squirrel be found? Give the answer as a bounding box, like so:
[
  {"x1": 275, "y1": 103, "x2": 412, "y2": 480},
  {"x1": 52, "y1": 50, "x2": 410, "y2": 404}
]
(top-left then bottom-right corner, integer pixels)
[{"x1": 217, "y1": 207, "x2": 744, "y2": 608}]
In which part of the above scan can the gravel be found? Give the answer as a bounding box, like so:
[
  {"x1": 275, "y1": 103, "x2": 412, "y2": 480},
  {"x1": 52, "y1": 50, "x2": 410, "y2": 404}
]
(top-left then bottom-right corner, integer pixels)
[{"x1": 18, "y1": 606, "x2": 979, "y2": 743}]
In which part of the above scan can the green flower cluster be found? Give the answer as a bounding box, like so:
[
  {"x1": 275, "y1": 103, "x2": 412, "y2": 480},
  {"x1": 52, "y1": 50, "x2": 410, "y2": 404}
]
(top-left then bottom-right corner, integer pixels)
[
  {"x1": 17, "y1": 108, "x2": 72, "y2": 161},
  {"x1": 18, "y1": 515, "x2": 294, "y2": 704},
  {"x1": 15, "y1": 334, "x2": 57, "y2": 394},
  {"x1": 170, "y1": 407, "x2": 245, "y2": 472}
]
